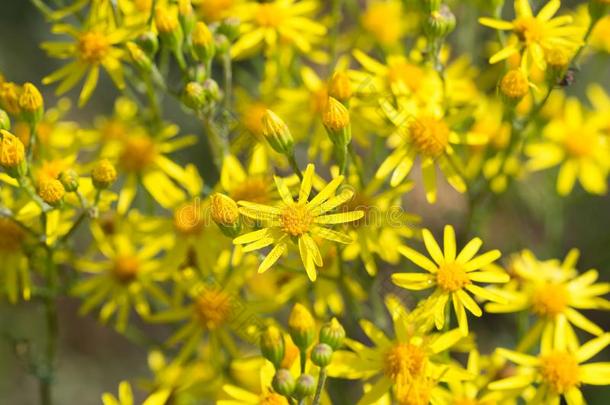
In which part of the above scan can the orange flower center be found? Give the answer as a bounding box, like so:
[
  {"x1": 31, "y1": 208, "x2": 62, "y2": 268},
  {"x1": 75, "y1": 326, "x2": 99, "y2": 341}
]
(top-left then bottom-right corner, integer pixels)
[
  {"x1": 384, "y1": 343, "x2": 427, "y2": 381},
  {"x1": 194, "y1": 288, "x2": 232, "y2": 330},
  {"x1": 78, "y1": 31, "x2": 110, "y2": 64},
  {"x1": 540, "y1": 352, "x2": 580, "y2": 394},
  {"x1": 281, "y1": 204, "x2": 313, "y2": 237},
  {"x1": 120, "y1": 136, "x2": 157, "y2": 172},
  {"x1": 436, "y1": 262, "x2": 470, "y2": 292},
  {"x1": 532, "y1": 283, "x2": 569, "y2": 316},
  {"x1": 409, "y1": 116, "x2": 449, "y2": 157},
  {"x1": 563, "y1": 132, "x2": 595, "y2": 158},
  {"x1": 112, "y1": 255, "x2": 140, "y2": 283}
]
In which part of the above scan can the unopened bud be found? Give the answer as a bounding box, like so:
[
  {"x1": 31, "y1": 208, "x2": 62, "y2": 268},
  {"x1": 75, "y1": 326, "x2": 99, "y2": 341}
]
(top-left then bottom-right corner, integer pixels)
[
  {"x1": 272, "y1": 369, "x2": 295, "y2": 396},
  {"x1": 288, "y1": 303, "x2": 315, "y2": 350},
  {"x1": 136, "y1": 31, "x2": 159, "y2": 56},
  {"x1": 328, "y1": 71, "x2": 352, "y2": 102},
  {"x1": 155, "y1": 5, "x2": 184, "y2": 52},
  {"x1": 203, "y1": 79, "x2": 221, "y2": 102},
  {"x1": 210, "y1": 193, "x2": 241, "y2": 237},
  {"x1": 59, "y1": 169, "x2": 79, "y2": 192},
  {"x1": 545, "y1": 47, "x2": 569, "y2": 85},
  {"x1": 217, "y1": 17, "x2": 240, "y2": 42},
  {"x1": 38, "y1": 178, "x2": 65, "y2": 206},
  {"x1": 126, "y1": 42, "x2": 152, "y2": 72},
  {"x1": 19, "y1": 83, "x2": 44, "y2": 125},
  {"x1": 260, "y1": 326, "x2": 285, "y2": 368},
  {"x1": 311, "y1": 343, "x2": 333, "y2": 367},
  {"x1": 261, "y1": 110, "x2": 294, "y2": 155},
  {"x1": 178, "y1": 0, "x2": 196, "y2": 37},
  {"x1": 0, "y1": 82, "x2": 21, "y2": 115},
  {"x1": 293, "y1": 374, "x2": 316, "y2": 400},
  {"x1": 192, "y1": 22, "x2": 215, "y2": 63},
  {"x1": 215, "y1": 34, "x2": 230, "y2": 55},
  {"x1": 182, "y1": 82, "x2": 206, "y2": 110},
  {"x1": 499, "y1": 69, "x2": 529, "y2": 105},
  {"x1": 0, "y1": 129, "x2": 26, "y2": 177},
  {"x1": 424, "y1": 5, "x2": 456, "y2": 39},
  {"x1": 91, "y1": 159, "x2": 117, "y2": 189},
  {"x1": 322, "y1": 97, "x2": 351, "y2": 147},
  {"x1": 319, "y1": 318, "x2": 345, "y2": 350},
  {"x1": 423, "y1": 0, "x2": 441, "y2": 12}
]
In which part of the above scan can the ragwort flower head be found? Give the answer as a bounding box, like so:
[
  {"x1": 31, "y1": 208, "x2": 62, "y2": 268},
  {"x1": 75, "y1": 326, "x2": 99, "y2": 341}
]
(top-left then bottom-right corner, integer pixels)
[{"x1": 234, "y1": 164, "x2": 363, "y2": 281}]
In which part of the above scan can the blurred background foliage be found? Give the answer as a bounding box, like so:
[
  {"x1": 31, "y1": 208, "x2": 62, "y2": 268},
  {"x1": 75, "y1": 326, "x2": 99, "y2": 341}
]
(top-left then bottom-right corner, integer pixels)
[{"x1": 0, "y1": 0, "x2": 609, "y2": 403}]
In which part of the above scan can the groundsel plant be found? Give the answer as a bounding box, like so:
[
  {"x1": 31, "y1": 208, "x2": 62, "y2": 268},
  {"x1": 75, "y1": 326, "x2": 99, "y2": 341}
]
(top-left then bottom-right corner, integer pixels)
[{"x1": 0, "y1": 0, "x2": 609, "y2": 404}]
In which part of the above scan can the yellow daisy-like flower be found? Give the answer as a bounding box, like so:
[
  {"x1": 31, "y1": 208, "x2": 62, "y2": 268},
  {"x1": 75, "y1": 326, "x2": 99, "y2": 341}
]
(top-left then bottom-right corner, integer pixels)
[
  {"x1": 72, "y1": 221, "x2": 171, "y2": 332},
  {"x1": 486, "y1": 249, "x2": 610, "y2": 351},
  {"x1": 231, "y1": 0, "x2": 326, "y2": 59},
  {"x1": 479, "y1": 0, "x2": 582, "y2": 69},
  {"x1": 392, "y1": 225, "x2": 506, "y2": 335},
  {"x1": 41, "y1": 1, "x2": 139, "y2": 106},
  {"x1": 375, "y1": 103, "x2": 483, "y2": 203},
  {"x1": 234, "y1": 164, "x2": 364, "y2": 281},
  {"x1": 526, "y1": 98, "x2": 609, "y2": 196},
  {"x1": 328, "y1": 297, "x2": 469, "y2": 405},
  {"x1": 490, "y1": 333, "x2": 610, "y2": 404}
]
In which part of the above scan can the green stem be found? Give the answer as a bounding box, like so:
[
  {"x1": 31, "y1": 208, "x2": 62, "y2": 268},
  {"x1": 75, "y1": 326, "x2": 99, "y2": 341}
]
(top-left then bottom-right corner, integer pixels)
[
  {"x1": 312, "y1": 368, "x2": 327, "y2": 405},
  {"x1": 300, "y1": 348, "x2": 307, "y2": 374},
  {"x1": 288, "y1": 153, "x2": 303, "y2": 181},
  {"x1": 40, "y1": 247, "x2": 58, "y2": 405}
]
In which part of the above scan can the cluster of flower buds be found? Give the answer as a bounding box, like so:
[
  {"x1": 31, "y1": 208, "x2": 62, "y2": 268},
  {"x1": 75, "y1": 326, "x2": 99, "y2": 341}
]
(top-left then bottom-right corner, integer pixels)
[{"x1": 259, "y1": 304, "x2": 345, "y2": 403}]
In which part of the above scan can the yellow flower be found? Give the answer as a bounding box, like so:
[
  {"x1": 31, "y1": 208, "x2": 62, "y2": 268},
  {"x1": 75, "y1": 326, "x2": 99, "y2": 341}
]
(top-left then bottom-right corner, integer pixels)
[
  {"x1": 231, "y1": 0, "x2": 326, "y2": 59},
  {"x1": 375, "y1": 103, "x2": 483, "y2": 203},
  {"x1": 234, "y1": 164, "x2": 363, "y2": 281},
  {"x1": 328, "y1": 297, "x2": 469, "y2": 404},
  {"x1": 392, "y1": 225, "x2": 506, "y2": 335},
  {"x1": 41, "y1": 1, "x2": 138, "y2": 105},
  {"x1": 72, "y1": 222, "x2": 170, "y2": 332},
  {"x1": 486, "y1": 249, "x2": 610, "y2": 351},
  {"x1": 490, "y1": 333, "x2": 610, "y2": 403},
  {"x1": 479, "y1": 0, "x2": 582, "y2": 69},
  {"x1": 0, "y1": 217, "x2": 31, "y2": 303},
  {"x1": 361, "y1": 0, "x2": 406, "y2": 46},
  {"x1": 102, "y1": 381, "x2": 134, "y2": 405},
  {"x1": 526, "y1": 98, "x2": 609, "y2": 196}
]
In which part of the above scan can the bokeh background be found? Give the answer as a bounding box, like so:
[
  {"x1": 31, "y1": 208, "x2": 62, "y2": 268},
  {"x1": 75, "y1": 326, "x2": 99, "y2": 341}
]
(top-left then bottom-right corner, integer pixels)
[{"x1": 0, "y1": 0, "x2": 609, "y2": 404}]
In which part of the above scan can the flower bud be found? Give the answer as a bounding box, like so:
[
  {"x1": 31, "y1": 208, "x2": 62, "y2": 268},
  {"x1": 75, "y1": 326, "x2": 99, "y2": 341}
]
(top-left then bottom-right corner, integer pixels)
[
  {"x1": 328, "y1": 71, "x2": 352, "y2": 102},
  {"x1": 0, "y1": 109, "x2": 10, "y2": 130},
  {"x1": 126, "y1": 42, "x2": 152, "y2": 72},
  {"x1": 0, "y1": 82, "x2": 22, "y2": 115},
  {"x1": 210, "y1": 193, "x2": 241, "y2": 237},
  {"x1": 38, "y1": 178, "x2": 65, "y2": 206},
  {"x1": 203, "y1": 79, "x2": 221, "y2": 102},
  {"x1": 19, "y1": 83, "x2": 44, "y2": 125},
  {"x1": 261, "y1": 110, "x2": 294, "y2": 155},
  {"x1": 272, "y1": 369, "x2": 295, "y2": 396},
  {"x1": 155, "y1": 5, "x2": 184, "y2": 53},
  {"x1": 424, "y1": 5, "x2": 456, "y2": 39},
  {"x1": 545, "y1": 47, "x2": 569, "y2": 85},
  {"x1": 322, "y1": 97, "x2": 351, "y2": 147},
  {"x1": 182, "y1": 82, "x2": 206, "y2": 110},
  {"x1": 59, "y1": 169, "x2": 79, "y2": 192},
  {"x1": 311, "y1": 343, "x2": 333, "y2": 367},
  {"x1": 215, "y1": 34, "x2": 231, "y2": 55},
  {"x1": 136, "y1": 31, "x2": 159, "y2": 56},
  {"x1": 178, "y1": 0, "x2": 196, "y2": 38},
  {"x1": 91, "y1": 159, "x2": 117, "y2": 189},
  {"x1": 192, "y1": 22, "x2": 215, "y2": 63},
  {"x1": 293, "y1": 374, "x2": 316, "y2": 400},
  {"x1": 260, "y1": 325, "x2": 285, "y2": 368},
  {"x1": 217, "y1": 17, "x2": 240, "y2": 42},
  {"x1": 499, "y1": 69, "x2": 529, "y2": 105},
  {"x1": 319, "y1": 318, "x2": 345, "y2": 350},
  {"x1": 0, "y1": 129, "x2": 26, "y2": 177},
  {"x1": 288, "y1": 303, "x2": 315, "y2": 350}
]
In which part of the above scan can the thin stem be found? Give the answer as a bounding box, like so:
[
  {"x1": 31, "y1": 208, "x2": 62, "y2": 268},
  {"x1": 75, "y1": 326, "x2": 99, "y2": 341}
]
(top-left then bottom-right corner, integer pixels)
[
  {"x1": 222, "y1": 51, "x2": 232, "y2": 113},
  {"x1": 300, "y1": 348, "x2": 307, "y2": 374},
  {"x1": 40, "y1": 245, "x2": 59, "y2": 405},
  {"x1": 287, "y1": 153, "x2": 303, "y2": 181},
  {"x1": 312, "y1": 368, "x2": 327, "y2": 405}
]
